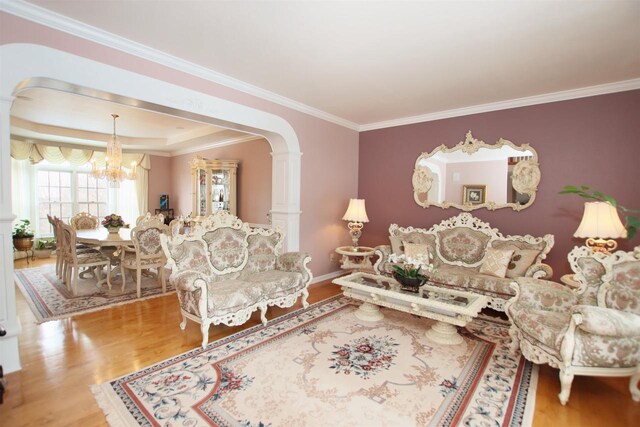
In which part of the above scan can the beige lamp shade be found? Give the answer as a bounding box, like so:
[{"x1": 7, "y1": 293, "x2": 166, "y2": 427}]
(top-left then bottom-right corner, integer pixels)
[
  {"x1": 342, "y1": 199, "x2": 369, "y2": 223},
  {"x1": 574, "y1": 202, "x2": 627, "y2": 239}
]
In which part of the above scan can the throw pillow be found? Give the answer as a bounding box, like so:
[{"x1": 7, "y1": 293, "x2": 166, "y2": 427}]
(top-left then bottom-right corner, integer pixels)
[
  {"x1": 479, "y1": 248, "x2": 514, "y2": 278},
  {"x1": 505, "y1": 249, "x2": 540, "y2": 278},
  {"x1": 403, "y1": 242, "x2": 431, "y2": 263},
  {"x1": 389, "y1": 235, "x2": 404, "y2": 255}
]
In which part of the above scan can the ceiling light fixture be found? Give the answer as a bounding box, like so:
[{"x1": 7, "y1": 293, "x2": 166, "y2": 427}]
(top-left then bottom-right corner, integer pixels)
[{"x1": 90, "y1": 114, "x2": 137, "y2": 188}]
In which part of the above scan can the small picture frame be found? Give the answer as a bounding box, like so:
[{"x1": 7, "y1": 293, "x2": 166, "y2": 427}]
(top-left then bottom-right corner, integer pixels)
[
  {"x1": 160, "y1": 194, "x2": 169, "y2": 210},
  {"x1": 463, "y1": 185, "x2": 486, "y2": 205}
]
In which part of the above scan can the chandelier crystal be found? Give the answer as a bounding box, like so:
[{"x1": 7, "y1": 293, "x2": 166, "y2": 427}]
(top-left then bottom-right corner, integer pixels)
[{"x1": 90, "y1": 114, "x2": 137, "y2": 188}]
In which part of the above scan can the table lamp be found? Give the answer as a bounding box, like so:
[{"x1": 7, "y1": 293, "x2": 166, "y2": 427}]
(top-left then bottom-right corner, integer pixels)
[
  {"x1": 574, "y1": 201, "x2": 627, "y2": 253},
  {"x1": 342, "y1": 198, "x2": 369, "y2": 249}
]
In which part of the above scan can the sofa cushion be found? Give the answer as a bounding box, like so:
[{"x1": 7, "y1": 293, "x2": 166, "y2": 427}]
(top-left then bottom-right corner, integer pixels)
[
  {"x1": 605, "y1": 261, "x2": 640, "y2": 315},
  {"x1": 509, "y1": 305, "x2": 569, "y2": 353},
  {"x1": 492, "y1": 239, "x2": 548, "y2": 260},
  {"x1": 246, "y1": 233, "x2": 280, "y2": 272},
  {"x1": 404, "y1": 242, "x2": 431, "y2": 263},
  {"x1": 428, "y1": 265, "x2": 516, "y2": 298},
  {"x1": 479, "y1": 248, "x2": 514, "y2": 278},
  {"x1": 437, "y1": 227, "x2": 490, "y2": 264},
  {"x1": 505, "y1": 249, "x2": 540, "y2": 278},
  {"x1": 207, "y1": 270, "x2": 304, "y2": 317},
  {"x1": 394, "y1": 231, "x2": 438, "y2": 262},
  {"x1": 389, "y1": 235, "x2": 404, "y2": 255},
  {"x1": 202, "y1": 227, "x2": 248, "y2": 272}
]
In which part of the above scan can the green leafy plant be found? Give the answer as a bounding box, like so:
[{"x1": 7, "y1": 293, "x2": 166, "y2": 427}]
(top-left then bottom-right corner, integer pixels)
[
  {"x1": 35, "y1": 238, "x2": 55, "y2": 250},
  {"x1": 388, "y1": 253, "x2": 435, "y2": 279},
  {"x1": 12, "y1": 219, "x2": 34, "y2": 238},
  {"x1": 560, "y1": 185, "x2": 640, "y2": 239}
]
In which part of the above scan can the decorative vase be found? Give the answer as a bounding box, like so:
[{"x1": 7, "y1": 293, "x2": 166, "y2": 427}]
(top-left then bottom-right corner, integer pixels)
[
  {"x1": 393, "y1": 272, "x2": 425, "y2": 293},
  {"x1": 107, "y1": 226, "x2": 121, "y2": 234}
]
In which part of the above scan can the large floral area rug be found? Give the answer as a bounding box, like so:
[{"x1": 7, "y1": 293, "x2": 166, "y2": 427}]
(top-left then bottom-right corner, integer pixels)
[
  {"x1": 15, "y1": 265, "x2": 173, "y2": 323},
  {"x1": 92, "y1": 296, "x2": 537, "y2": 427}
]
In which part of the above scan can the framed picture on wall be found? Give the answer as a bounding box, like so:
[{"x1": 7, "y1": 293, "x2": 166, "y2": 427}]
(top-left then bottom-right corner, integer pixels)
[
  {"x1": 160, "y1": 194, "x2": 169, "y2": 210},
  {"x1": 463, "y1": 185, "x2": 486, "y2": 205}
]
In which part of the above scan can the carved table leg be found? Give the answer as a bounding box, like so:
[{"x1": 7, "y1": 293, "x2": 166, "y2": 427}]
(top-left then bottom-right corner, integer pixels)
[
  {"x1": 425, "y1": 321, "x2": 464, "y2": 345},
  {"x1": 354, "y1": 302, "x2": 384, "y2": 322}
]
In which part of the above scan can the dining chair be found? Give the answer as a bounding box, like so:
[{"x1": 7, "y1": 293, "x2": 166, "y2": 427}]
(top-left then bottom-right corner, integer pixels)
[
  {"x1": 70, "y1": 212, "x2": 99, "y2": 230},
  {"x1": 168, "y1": 217, "x2": 184, "y2": 237},
  {"x1": 120, "y1": 216, "x2": 169, "y2": 297},
  {"x1": 59, "y1": 222, "x2": 111, "y2": 295},
  {"x1": 136, "y1": 212, "x2": 165, "y2": 226}
]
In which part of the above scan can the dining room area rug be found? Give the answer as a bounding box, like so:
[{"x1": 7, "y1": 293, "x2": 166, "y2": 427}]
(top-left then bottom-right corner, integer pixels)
[
  {"x1": 15, "y1": 265, "x2": 174, "y2": 323},
  {"x1": 91, "y1": 295, "x2": 538, "y2": 427}
]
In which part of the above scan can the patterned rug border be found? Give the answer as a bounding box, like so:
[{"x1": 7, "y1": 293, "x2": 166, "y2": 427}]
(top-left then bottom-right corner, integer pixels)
[
  {"x1": 91, "y1": 295, "x2": 538, "y2": 427},
  {"x1": 15, "y1": 265, "x2": 174, "y2": 324}
]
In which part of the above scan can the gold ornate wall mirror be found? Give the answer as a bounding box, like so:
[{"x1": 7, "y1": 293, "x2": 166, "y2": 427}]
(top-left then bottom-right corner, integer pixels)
[{"x1": 413, "y1": 131, "x2": 540, "y2": 211}]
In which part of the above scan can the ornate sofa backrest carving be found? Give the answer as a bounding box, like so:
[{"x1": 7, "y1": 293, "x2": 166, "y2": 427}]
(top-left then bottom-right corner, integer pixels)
[
  {"x1": 389, "y1": 213, "x2": 554, "y2": 269},
  {"x1": 162, "y1": 211, "x2": 285, "y2": 277}
]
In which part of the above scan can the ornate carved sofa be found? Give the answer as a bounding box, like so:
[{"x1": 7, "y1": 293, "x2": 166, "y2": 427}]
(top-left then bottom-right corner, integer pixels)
[
  {"x1": 161, "y1": 211, "x2": 312, "y2": 348},
  {"x1": 505, "y1": 246, "x2": 640, "y2": 404},
  {"x1": 374, "y1": 213, "x2": 554, "y2": 311}
]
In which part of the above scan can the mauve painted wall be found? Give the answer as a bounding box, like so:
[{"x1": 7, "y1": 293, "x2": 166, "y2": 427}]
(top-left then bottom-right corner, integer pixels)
[
  {"x1": 168, "y1": 138, "x2": 272, "y2": 224},
  {"x1": 148, "y1": 155, "x2": 173, "y2": 213},
  {"x1": 359, "y1": 90, "x2": 640, "y2": 276},
  {"x1": 1, "y1": 13, "x2": 359, "y2": 277}
]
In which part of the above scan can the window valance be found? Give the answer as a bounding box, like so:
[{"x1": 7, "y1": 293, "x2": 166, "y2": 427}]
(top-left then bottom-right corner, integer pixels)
[{"x1": 10, "y1": 139, "x2": 151, "y2": 170}]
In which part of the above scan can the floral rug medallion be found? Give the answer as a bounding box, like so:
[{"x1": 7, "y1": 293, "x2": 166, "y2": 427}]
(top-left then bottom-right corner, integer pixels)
[
  {"x1": 92, "y1": 296, "x2": 537, "y2": 426},
  {"x1": 15, "y1": 265, "x2": 173, "y2": 323}
]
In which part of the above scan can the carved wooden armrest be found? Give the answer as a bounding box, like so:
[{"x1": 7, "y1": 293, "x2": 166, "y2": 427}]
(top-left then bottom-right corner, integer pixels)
[
  {"x1": 510, "y1": 277, "x2": 577, "y2": 312},
  {"x1": 373, "y1": 245, "x2": 392, "y2": 275},
  {"x1": 525, "y1": 263, "x2": 553, "y2": 279},
  {"x1": 169, "y1": 269, "x2": 213, "y2": 292},
  {"x1": 277, "y1": 252, "x2": 312, "y2": 283},
  {"x1": 572, "y1": 305, "x2": 640, "y2": 337}
]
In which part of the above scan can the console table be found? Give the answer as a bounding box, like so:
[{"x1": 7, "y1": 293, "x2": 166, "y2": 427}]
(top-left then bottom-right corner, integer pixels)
[{"x1": 333, "y1": 272, "x2": 488, "y2": 345}]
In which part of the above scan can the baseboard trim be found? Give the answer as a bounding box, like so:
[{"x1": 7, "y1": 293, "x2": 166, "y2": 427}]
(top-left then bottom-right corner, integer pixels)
[{"x1": 310, "y1": 270, "x2": 344, "y2": 284}]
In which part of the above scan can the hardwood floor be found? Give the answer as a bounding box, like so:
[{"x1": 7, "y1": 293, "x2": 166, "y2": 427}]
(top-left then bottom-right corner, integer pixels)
[{"x1": 1, "y1": 258, "x2": 638, "y2": 426}]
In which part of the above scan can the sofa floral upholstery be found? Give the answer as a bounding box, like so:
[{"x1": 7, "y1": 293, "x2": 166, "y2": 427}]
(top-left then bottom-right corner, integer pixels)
[
  {"x1": 374, "y1": 213, "x2": 554, "y2": 311},
  {"x1": 161, "y1": 211, "x2": 312, "y2": 348},
  {"x1": 505, "y1": 246, "x2": 640, "y2": 405}
]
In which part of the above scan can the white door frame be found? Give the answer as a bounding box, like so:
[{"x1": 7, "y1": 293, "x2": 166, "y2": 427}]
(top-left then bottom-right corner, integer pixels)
[{"x1": 0, "y1": 43, "x2": 302, "y2": 373}]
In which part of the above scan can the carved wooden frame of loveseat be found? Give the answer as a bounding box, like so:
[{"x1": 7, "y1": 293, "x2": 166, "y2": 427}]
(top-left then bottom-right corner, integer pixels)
[
  {"x1": 161, "y1": 212, "x2": 312, "y2": 348},
  {"x1": 374, "y1": 213, "x2": 554, "y2": 311}
]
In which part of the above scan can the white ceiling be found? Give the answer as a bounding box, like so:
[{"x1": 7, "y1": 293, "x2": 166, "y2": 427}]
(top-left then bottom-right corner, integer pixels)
[{"x1": 15, "y1": 0, "x2": 640, "y2": 128}]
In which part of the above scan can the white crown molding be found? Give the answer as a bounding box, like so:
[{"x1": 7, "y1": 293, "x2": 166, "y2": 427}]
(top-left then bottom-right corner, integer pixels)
[
  {"x1": 170, "y1": 134, "x2": 263, "y2": 156},
  {"x1": 0, "y1": 0, "x2": 360, "y2": 131},
  {"x1": 360, "y1": 78, "x2": 640, "y2": 131},
  {"x1": 3, "y1": 1, "x2": 639, "y2": 134}
]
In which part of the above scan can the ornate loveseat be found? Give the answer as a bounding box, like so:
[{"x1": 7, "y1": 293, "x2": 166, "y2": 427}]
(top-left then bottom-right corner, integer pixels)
[
  {"x1": 506, "y1": 246, "x2": 640, "y2": 404},
  {"x1": 374, "y1": 213, "x2": 554, "y2": 311},
  {"x1": 161, "y1": 211, "x2": 312, "y2": 348}
]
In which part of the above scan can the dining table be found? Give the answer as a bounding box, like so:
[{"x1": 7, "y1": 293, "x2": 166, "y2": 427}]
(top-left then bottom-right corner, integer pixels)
[{"x1": 76, "y1": 227, "x2": 133, "y2": 288}]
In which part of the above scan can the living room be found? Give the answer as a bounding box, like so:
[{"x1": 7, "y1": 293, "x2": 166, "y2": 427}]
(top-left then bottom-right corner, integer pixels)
[{"x1": 1, "y1": 2, "x2": 639, "y2": 426}]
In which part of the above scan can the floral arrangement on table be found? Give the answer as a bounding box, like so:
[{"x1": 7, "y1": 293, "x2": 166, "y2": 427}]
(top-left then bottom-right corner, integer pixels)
[
  {"x1": 388, "y1": 252, "x2": 435, "y2": 292},
  {"x1": 102, "y1": 213, "x2": 126, "y2": 230}
]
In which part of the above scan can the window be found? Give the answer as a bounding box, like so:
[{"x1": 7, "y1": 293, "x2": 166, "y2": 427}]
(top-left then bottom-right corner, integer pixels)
[{"x1": 35, "y1": 166, "x2": 133, "y2": 236}]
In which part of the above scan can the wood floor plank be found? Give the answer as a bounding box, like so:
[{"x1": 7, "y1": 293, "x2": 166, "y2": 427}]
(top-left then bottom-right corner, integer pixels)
[{"x1": 1, "y1": 258, "x2": 638, "y2": 426}]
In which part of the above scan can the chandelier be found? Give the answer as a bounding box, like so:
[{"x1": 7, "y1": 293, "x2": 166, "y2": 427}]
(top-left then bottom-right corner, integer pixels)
[{"x1": 90, "y1": 114, "x2": 137, "y2": 187}]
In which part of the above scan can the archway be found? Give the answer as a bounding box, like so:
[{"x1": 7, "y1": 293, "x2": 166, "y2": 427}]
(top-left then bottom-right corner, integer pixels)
[{"x1": 0, "y1": 43, "x2": 302, "y2": 373}]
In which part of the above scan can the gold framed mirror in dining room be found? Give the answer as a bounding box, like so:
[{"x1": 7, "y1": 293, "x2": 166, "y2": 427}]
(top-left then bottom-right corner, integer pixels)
[{"x1": 412, "y1": 131, "x2": 540, "y2": 211}]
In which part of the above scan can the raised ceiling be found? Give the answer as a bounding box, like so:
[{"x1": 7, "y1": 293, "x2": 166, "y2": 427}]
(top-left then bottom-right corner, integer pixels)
[
  {"x1": 6, "y1": 1, "x2": 640, "y2": 130},
  {"x1": 10, "y1": 88, "x2": 259, "y2": 155}
]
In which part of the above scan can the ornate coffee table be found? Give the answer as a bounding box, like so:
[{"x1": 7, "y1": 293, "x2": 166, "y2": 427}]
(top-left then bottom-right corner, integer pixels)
[{"x1": 332, "y1": 272, "x2": 488, "y2": 345}]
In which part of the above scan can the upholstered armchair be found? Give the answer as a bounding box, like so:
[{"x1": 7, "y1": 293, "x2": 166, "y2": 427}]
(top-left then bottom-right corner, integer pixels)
[{"x1": 506, "y1": 246, "x2": 640, "y2": 405}]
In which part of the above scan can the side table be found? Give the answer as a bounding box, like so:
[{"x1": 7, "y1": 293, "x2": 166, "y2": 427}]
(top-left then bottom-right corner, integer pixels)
[{"x1": 335, "y1": 246, "x2": 375, "y2": 271}]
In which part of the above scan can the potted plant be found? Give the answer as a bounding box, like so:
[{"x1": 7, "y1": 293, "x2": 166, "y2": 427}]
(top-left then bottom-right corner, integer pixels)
[
  {"x1": 13, "y1": 219, "x2": 35, "y2": 252},
  {"x1": 101, "y1": 213, "x2": 126, "y2": 233},
  {"x1": 34, "y1": 238, "x2": 55, "y2": 258},
  {"x1": 388, "y1": 252, "x2": 435, "y2": 293}
]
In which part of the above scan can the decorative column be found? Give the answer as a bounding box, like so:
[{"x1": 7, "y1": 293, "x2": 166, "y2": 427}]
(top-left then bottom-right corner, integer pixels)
[
  {"x1": 0, "y1": 96, "x2": 21, "y2": 373},
  {"x1": 270, "y1": 150, "x2": 301, "y2": 252}
]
